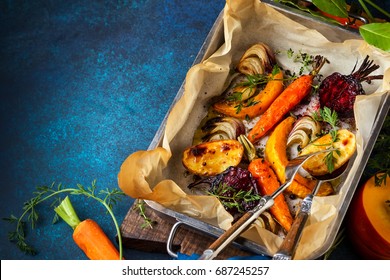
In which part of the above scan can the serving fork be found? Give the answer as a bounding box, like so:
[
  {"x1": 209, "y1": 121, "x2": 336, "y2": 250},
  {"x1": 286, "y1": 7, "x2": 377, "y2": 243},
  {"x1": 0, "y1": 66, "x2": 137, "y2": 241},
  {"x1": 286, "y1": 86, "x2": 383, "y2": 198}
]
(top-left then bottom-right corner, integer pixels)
[
  {"x1": 272, "y1": 161, "x2": 349, "y2": 260},
  {"x1": 198, "y1": 150, "x2": 335, "y2": 260}
]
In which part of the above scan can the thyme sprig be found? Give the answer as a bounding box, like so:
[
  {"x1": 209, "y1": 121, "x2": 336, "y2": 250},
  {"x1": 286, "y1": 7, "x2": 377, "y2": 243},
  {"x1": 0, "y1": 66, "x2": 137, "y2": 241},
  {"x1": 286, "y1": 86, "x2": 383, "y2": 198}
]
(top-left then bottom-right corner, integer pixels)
[
  {"x1": 226, "y1": 74, "x2": 267, "y2": 113},
  {"x1": 227, "y1": 65, "x2": 282, "y2": 114},
  {"x1": 286, "y1": 49, "x2": 316, "y2": 76},
  {"x1": 3, "y1": 180, "x2": 125, "y2": 258},
  {"x1": 312, "y1": 106, "x2": 341, "y2": 172},
  {"x1": 208, "y1": 183, "x2": 261, "y2": 213},
  {"x1": 134, "y1": 199, "x2": 156, "y2": 229}
]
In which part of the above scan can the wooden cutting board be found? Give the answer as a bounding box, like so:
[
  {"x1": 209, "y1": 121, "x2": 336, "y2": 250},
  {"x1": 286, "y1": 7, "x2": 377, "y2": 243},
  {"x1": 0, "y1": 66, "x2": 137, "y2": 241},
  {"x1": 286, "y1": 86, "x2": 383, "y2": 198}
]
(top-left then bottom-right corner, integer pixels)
[{"x1": 120, "y1": 200, "x2": 253, "y2": 259}]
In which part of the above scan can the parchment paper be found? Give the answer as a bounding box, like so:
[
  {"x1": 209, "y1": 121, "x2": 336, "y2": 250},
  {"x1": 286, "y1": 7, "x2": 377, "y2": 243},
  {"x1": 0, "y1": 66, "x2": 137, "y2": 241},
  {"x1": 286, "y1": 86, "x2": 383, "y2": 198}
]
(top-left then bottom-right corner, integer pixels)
[{"x1": 118, "y1": 0, "x2": 390, "y2": 259}]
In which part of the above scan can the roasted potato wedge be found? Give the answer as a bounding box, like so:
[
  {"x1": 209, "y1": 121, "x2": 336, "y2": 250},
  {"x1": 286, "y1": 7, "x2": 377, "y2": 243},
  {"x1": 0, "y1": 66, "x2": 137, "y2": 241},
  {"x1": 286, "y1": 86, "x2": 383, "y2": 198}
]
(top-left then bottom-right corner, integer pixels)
[
  {"x1": 182, "y1": 139, "x2": 244, "y2": 176},
  {"x1": 299, "y1": 129, "x2": 356, "y2": 176}
]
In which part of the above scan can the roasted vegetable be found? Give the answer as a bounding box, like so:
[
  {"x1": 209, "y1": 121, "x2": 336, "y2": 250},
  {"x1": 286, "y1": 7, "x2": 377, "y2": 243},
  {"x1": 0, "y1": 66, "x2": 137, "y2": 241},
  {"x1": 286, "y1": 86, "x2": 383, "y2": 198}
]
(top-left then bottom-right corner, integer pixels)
[
  {"x1": 287, "y1": 115, "x2": 321, "y2": 149},
  {"x1": 299, "y1": 129, "x2": 356, "y2": 176},
  {"x1": 188, "y1": 166, "x2": 260, "y2": 218},
  {"x1": 200, "y1": 117, "x2": 246, "y2": 142},
  {"x1": 212, "y1": 69, "x2": 284, "y2": 119},
  {"x1": 237, "y1": 134, "x2": 257, "y2": 162},
  {"x1": 247, "y1": 56, "x2": 327, "y2": 143},
  {"x1": 182, "y1": 139, "x2": 244, "y2": 176},
  {"x1": 248, "y1": 158, "x2": 293, "y2": 232},
  {"x1": 217, "y1": 73, "x2": 255, "y2": 102},
  {"x1": 236, "y1": 43, "x2": 276, "y2": 75},
  {"x1": 239, "y1": 131, "x2": 326, "y2": 200},
  {"x1": 319, "y1": 55, "x2": 383, "y2": 118},
  {"x1": 225, "y1": 74, "x2": 259, "y2": 102},
  {"x1": 286, "y1": 176, "x2": 334, "y2": 199},
  {"x1": 188, "y1": 166, "x2": 278, "y2": 232},
  {"x1": 264, "y1": 116, "x2": 296, "y2": 183},
  {"x1": 263, "y1": 115, "x2": 334, "y2": 198}
]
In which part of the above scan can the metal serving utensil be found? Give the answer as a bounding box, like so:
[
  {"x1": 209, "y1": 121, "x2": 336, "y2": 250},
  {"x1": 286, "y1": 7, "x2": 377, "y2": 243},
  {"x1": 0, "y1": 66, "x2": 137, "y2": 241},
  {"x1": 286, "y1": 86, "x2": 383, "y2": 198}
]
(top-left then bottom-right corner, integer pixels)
[
  {"x1": 272, "y1": 162, "x2": 349, "y2": 260},
  {"x1": 198, "y1": 150, "x2": 334, "y2": 260}
]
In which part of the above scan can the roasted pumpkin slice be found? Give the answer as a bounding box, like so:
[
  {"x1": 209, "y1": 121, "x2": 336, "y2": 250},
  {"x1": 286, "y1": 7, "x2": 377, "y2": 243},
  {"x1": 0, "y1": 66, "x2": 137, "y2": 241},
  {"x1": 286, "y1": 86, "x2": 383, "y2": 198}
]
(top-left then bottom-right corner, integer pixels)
[
  {"x1": 182, "y1": 139, "x2": 244, "y2": 176},
  {"x1": 299, "y1": 129, "x2": 356, "y2": 176},
  {"x1": 264, "y1": 116, "x2": 295, "y2": 183}
]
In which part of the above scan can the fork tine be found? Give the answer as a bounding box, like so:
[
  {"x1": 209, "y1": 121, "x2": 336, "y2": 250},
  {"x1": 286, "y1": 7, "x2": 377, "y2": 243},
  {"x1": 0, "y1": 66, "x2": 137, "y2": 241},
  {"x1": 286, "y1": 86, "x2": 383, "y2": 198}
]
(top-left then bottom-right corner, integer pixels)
[{"x1": 285, "y1": 149, "x2": 336, "y2": 180}]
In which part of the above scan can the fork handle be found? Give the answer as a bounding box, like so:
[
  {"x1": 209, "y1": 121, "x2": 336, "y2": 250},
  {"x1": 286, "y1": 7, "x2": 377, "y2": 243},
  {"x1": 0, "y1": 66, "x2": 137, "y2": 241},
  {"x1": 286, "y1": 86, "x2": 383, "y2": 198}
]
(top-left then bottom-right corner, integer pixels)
[
  {"x1": 273, "y1": 210, "x2": 308, "y2": 260},
  {"x1": 272, "y1": 194, "x2": 315, "y2": 260},
  {"x1": 198, "y1": 196, "x2": 274, "y2": 260}
]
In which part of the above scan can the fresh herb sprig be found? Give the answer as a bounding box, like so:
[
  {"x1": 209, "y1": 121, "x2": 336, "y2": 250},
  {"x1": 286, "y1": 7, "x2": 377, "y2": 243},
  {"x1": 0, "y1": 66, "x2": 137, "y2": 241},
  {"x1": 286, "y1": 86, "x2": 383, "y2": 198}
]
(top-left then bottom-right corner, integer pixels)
[
  {"x1": 226, "y1": 74, "x2": 267, "y2": 113},
  {"x1": 208, "y1": 183, "x2": 261, "y2": 213},
  {"x1": 3, "y1": 180, "x2": 125, "y2": 257},
  {"x1": 134, "y1": 199, "x2": 156, "y2": 229},
  {"x1": 227, "y1": 65, "x2": 282, "y2": 114},
  {"x1": 286, "y1": 49, "x2": 317, "y2": 76},
  {"x1": 313, "y1": 106, "x2": 341, "y2": 172}
]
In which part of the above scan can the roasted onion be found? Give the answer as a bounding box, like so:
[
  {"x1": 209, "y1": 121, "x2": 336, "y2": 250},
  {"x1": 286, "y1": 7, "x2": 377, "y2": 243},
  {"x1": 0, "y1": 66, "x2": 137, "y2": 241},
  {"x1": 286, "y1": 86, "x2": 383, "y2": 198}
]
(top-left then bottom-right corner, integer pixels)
[
  {"x1": 236, "y1": 43, "x2": 276, "y2": 76},
  {"x1": 287, "y1": 115, "x2": 321, "y2": 149},
  {"x1": 200, "y1": 117, "x2": 246, "y2": 142}
]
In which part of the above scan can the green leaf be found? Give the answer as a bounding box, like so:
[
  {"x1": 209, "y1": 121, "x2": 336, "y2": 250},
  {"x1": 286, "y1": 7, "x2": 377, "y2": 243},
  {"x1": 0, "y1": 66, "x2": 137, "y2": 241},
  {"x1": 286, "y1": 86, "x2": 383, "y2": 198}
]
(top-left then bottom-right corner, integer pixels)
[
  {"x1": 359, "y1": 23, "x2": 390, "y2": 52},
  {"x1": 312, "y1": 0, "x2": 348, "y2": 18},
  {"x1": 278, "y1": 1, "x2": 341, "y2": 26}
]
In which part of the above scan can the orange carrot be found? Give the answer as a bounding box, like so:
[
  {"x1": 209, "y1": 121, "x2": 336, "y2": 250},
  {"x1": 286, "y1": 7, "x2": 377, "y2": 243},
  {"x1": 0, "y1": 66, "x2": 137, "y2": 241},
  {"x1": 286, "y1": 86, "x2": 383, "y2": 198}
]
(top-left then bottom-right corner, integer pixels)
[
  {"x1": 73, "y1": 219, "x2": 121, "y2": 260},
  {"x1": 55, "y1": 196, "x2": 122, "y2": 260},
  {"x1": 247, "y1": 56, "x2": 327, "y2": 143},
  {"x1": 248, "y1": 158, "x2": 293, "y2": 232},
  {"x1": 213, "y1": 70, "x2": 284, "y2": 119}
]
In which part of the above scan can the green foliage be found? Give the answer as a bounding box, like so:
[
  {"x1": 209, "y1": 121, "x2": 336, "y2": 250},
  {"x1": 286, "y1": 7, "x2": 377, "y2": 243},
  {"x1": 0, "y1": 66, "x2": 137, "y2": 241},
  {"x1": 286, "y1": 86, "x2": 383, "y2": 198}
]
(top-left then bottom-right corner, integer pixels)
[
  {"x1": 3, "y1": 181, "x2": 125, "y2": 258},
  {"x1": 134, "y1": 199, "x2": 156, "y2": 229},
  {"x1": 312, "y1": 106, "x2": 341, "y2": 173},
  {"x1": 359, "y1": 23, "x2": 390, "y2": 52},
  {"x1": 277, "y1": 0, "x2": 390, "y2": 52},
  {"x1": 208, "y1": 183, "x2": 261, "y2": 214},
  {"x1": 313, "y1": 0, "x2": 348, "y2": 18}
]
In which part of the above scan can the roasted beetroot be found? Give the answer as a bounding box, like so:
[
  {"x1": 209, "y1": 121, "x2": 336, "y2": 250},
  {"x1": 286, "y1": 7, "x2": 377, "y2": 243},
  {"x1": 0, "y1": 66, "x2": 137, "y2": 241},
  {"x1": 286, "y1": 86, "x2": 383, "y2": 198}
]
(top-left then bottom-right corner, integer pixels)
[
  {"x1": 188, "y1": 166, "x2": 261, "y2": 219},
  {"x1": 319, "y1": 55, "x2": 383, "y2": 117}
]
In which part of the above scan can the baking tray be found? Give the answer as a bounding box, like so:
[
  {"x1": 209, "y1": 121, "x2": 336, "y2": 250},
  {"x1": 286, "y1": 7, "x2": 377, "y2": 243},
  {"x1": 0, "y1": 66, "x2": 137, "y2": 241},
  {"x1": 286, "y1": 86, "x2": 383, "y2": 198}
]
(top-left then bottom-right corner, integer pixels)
[
  {"x1": 147, "y1": 0, "x2": 365, "y2": 152},
  {"x1": 128, "y1": 1, "x2": 390, "y2": 259}
]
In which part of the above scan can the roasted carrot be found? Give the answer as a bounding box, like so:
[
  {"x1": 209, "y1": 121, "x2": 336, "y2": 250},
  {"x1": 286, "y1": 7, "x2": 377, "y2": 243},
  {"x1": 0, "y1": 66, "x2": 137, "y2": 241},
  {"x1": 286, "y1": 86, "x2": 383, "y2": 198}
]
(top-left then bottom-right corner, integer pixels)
[
  {"x1": 55, "y1": 196, "x2": 122, "y2": 260},
  {"x1": 213, "y1": 70, "x2": 284, "y2": 119},
  {"x1": 247, "y1": 56, "x2": 327, "y2": 143},
  {"x1": 248, "y1": 158, "x2": 293, "y2": 232}
]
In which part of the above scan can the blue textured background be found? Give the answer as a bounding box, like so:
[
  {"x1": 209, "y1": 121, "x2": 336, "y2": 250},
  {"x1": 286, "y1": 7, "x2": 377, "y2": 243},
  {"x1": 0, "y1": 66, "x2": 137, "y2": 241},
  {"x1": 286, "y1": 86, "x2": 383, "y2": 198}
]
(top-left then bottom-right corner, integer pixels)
[
  {"x1": 0, "y1": 0, "x2": 224, "y2": 260},
  {"x1": 2, "y1": 0, "x2": 383, "y2": 260}
]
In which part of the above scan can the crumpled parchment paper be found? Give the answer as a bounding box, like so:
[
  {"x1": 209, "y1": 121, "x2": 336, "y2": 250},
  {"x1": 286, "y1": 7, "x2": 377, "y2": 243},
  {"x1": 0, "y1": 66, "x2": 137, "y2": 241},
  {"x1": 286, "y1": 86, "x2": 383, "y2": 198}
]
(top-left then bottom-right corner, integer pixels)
[{"x1": 118, "y1": 0, "x2": 390, "y2": 259}]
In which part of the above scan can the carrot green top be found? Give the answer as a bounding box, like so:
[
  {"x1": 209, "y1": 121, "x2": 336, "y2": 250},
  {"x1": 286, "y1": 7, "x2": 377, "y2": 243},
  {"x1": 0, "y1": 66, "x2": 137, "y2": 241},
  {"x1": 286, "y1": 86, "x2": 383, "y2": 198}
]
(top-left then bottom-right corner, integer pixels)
[{"x1": 54, "y1": 196, "x2": 81, "y2": 230}]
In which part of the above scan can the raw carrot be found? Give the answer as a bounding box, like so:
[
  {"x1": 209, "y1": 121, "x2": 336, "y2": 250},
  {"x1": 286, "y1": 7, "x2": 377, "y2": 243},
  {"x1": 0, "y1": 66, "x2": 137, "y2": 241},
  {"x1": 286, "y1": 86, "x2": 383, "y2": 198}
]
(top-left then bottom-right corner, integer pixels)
[
  {"x1": 247, "y1": 56, "x2": 327, "y2": 143},
  {"x1": 213, "y1": 70, "x2": 284, "y2": 119},
  {"x1": 248, "y1": 158, "x2": 293, "y2": 232},
  {"x1": 73, "y1": 219, "x2": 121, "y2": 260},
  {"x1": 55, "y1": 196, "x2": 122, "y2": 260}
]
